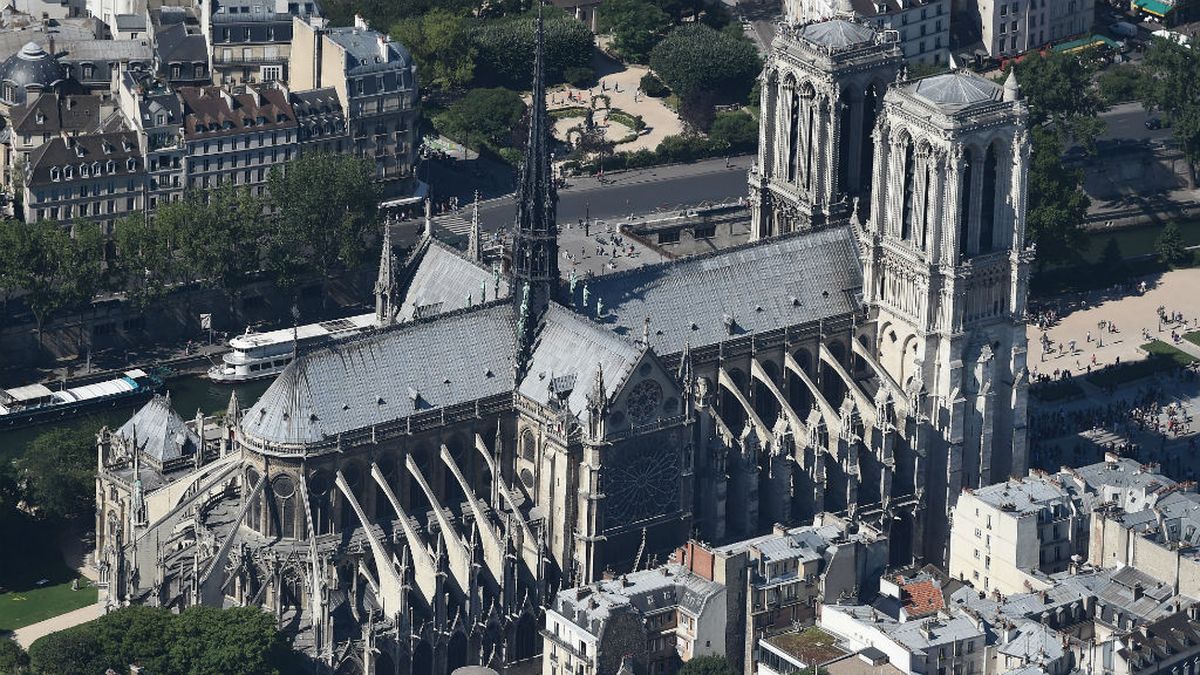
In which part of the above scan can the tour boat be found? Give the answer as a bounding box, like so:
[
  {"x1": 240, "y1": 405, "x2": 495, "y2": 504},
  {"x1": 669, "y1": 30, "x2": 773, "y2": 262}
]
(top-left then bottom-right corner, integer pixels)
[
  {"x1": 207, "y1": 313, "x2": 378, "y2": 383},
  {"x1": 0, "y1": 368, "x2": 164, "y2": 428}
]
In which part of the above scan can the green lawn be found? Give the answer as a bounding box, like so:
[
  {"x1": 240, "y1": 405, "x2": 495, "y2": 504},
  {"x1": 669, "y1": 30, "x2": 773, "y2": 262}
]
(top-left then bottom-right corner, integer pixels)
[
  {"x1": 1185, "y1": 331, "x2": 1200, "y2": 349},
  {"x1": 0, "y1": 576, "x2": 96, "y2": 632},
  {"x1": 1088, "y1": 341, "x2": 1196, "y2": 389}
]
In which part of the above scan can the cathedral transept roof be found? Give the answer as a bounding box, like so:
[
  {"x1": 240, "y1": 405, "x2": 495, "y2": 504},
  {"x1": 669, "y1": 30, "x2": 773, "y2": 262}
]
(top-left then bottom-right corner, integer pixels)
[{"x1": 398, "y1": 238, "x2": 509, "y2": 322}]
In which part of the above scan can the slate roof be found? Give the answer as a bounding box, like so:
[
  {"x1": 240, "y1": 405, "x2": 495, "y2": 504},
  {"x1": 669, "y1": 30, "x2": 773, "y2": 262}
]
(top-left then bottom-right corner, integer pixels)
[
  {"x1": 11, "y1": 93, "x2": 102, "y2": 134},
  {"x1": 398, "y1": 239, "x2": 509, "y2": 322},
  {"x1": 518, "y1": 304, "x2": 642, "y2": 417},
  {"x1": 905, "y1": 72, "x2": 1003, "y2": 111},
  {"x1": 118, "y1": 394, "x2": 201, "y2": 466},
  {"x1": 240, "y1": 303, "x2": 517, "y2": 446},
  {"x1": 154, "y1": 22, "x2": 209, "y2": 66},
  {"x1": 325, "y1": 27, "x2": 413, "y2": 76},
  {"x1": 26, "y1": 130, "x2": 140, "y2": 184},
  {"x1": 798, "y1": 19, "x2": 877, "y2": 48},
  {"x1": 553, "y1": 563, "x2": 723, "y2": 636},
  {"x1": 180, "y1": 84, "x2": 296, "y2": 139},
  {"x1": 588, "y1": 225, "x2": 862, "y2": 356}
]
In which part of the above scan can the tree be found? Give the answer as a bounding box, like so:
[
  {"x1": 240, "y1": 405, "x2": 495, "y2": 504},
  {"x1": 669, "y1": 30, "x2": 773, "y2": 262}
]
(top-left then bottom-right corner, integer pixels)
[
  {"x1": 18, "y1": 427, "x2": 97, "y2": 523},
  {"x1": 391, "y1": 9, "x2": 476, "y2": 91},
  {"x1": 1026, "y1": 127, "x2": 1090, "y2": 269},
  {"x1": 1141, "y1": 36, "x2": 1200, "y2": 186},
  {"x1": 650, "y1": 25, "x2": 760, "y2": 124},
  {"x1": 27, "y1": 605, "x2": 294, "y2": 675},
  {"x1": 19, "y1": 220, "x2": 105, "y2": 346},
  {"x1": 471, "y1": 8, "x2": 594, "y2": 87},
  {"x1": 709, "y1": 109, "x2": 758, "y2": 153},
  {"x1": 1007, "y1": 51, "x2": 1107, "y2": 151},
  {"x1": 1156, "y1": 221, "x2": 1190, "y2": 267},
  {"x1": 679, "y1": 656, "x2": 737, "y2": 675},
  {"x1": 640, "y1": 72, "x2": 669, "y2": 97},
  {"x1": 598, "y1": 0, "x2": 671, "y2": 63},
  {"x1": 265, "y1": 153, "x2": 380, "y2": 298},
  {"x1": 434, "y1": 87, "x2": 527, "y2": 151},
  {"x1": 0, "y1": 219, "x2": 34, "y2": 309},
  {"x1": 113, "y1": 212, "x2": 182, "y2": 309},
  {"x1": 1098, "y1": 64, "x2": 1143, "y2": 104},
  {"x1": 175, "y1": 185, "x2": 264, "y2": 317},
  {"x1": 0, "y1": 636, "x2": 29, "y2": 674}
]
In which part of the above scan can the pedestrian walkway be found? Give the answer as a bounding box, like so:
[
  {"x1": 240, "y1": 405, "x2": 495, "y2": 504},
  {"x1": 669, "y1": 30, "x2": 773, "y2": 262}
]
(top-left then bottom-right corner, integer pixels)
[{"x1": 12, "y1": 603, "x2": 100, "y2": 649}]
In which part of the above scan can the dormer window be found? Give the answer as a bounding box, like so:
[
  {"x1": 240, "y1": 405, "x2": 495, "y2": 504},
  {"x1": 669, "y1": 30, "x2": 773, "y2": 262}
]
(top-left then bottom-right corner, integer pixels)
[
  {"x1": 102, "y1": 142, "x2": 113, "y2": 154},
  {"x1": 34, "y1": 110, "x2": 44, "y2": 124},
  {"x1": 50, "y1": 166, "x2": 60, "y2": 181},
  {"x1": 127, "y1": 158, "x2": 137, "y2": 171},
  {"x1": 81, "y1": 63, "x2": 94, "y2": 79},
  {"x1": 122, "y1": 139, "x2": 133, "y2": 152},
  {"x1": 91, "y1": 161, "x2": 100, "y2": 175},
  {"x1": 156, "y1": 113, "x2": 165, "y2": 125},
  {"x1": 80, "y1": 163, "x2": 89, "y2": 178},
  {"x1": 64, "y1": 166, "x2": 73, "y2": 179},
  {"x1": 106, "y1": 160, "x2": 115, "y2": 173},
  {"x1": 74, "y1": 145, "x2": 85, "y2": 158}
]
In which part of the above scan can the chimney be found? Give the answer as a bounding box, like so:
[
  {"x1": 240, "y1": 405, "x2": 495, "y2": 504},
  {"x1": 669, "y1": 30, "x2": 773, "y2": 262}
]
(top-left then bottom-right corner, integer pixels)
[
  {"x1": 1133, "y1": 583, "x2": 1145, "y2": 601},
  {"x1": 1188, "y1": 604, "x2": 1200, "y2": 622},
  {"x1": 353, "y1": 13, "x2": 368, "y2": 31},
  {"x1": 378, "y1": 34, "x2": 388, "y2": 61}
]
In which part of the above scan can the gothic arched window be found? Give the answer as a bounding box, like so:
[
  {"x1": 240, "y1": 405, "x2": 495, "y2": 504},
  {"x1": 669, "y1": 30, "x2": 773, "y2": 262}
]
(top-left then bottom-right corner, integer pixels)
[
  {"x1": 901, "y1": 142, "x2": 916, "y2": 241},
  {"x1": 959, "y1": 148, "x2": 974, "y2": 257},
  {"x1": 837, "y1": 88, "x2": 852, "y2": 195},
  {"x1": 804, "y1": 103, "x2": 816, "y2": 192},
  {"x1": 273, "y1": 475, "x2": 296, "y2": 538},
  {"x1": 979, "y1": 143, "x2": 1000, "y2": 253},
  {"x1": 921, "y1": 160, "x2": 933, "y2": 249}
]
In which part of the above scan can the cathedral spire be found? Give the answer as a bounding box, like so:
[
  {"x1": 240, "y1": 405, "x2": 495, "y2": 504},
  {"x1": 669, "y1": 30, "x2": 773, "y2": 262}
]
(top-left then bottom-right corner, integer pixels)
[
  {"x1": 468, "y1": 190, "x2": 482, "y2": 262},
  {"x1": 512, "y1": 2, "x2": 559, "y2": 377},
  {"x1": 374, "y1": 224, "x2": 398, "y2": 326}
]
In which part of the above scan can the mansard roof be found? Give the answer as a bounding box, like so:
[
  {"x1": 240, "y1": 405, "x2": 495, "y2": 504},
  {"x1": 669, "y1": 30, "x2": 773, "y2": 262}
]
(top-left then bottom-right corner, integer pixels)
[
  {"x1": 240, "y1": 302, "x2": 517, "y2": 447},
  {"x1": 518, "y1": 304, "x2": 643, "y2": 416},
  {"x1": 399, "y1": 238, "x2": 509, "y2": 322},
  {"x1": 797, "y1": 18, "x2": 876, "y2": 48},
  {"x1": 587, "y1": 225, "x2": 862, "y2": 357}
]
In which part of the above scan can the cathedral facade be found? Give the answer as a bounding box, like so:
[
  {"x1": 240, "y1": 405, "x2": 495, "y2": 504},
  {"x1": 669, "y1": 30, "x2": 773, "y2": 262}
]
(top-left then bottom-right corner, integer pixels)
[{"x1": 94, "y1": 7, "x2": 1030, "y2": 674}]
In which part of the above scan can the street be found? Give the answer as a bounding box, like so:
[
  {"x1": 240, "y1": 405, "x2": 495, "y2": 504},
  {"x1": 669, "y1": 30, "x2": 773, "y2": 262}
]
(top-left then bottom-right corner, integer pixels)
[{"x1": 1096, "y1": 101, "x2": 1173, "y2": 143}]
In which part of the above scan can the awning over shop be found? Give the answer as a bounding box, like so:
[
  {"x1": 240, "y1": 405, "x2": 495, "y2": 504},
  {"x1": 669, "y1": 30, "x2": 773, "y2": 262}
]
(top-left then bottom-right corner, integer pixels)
[
  {"x1": 1133, "y1": 0, "x2": 1172, "y2": 17},
  {"x1": 1052, "y1": 34, "x2": 1120, "y2": 53}
]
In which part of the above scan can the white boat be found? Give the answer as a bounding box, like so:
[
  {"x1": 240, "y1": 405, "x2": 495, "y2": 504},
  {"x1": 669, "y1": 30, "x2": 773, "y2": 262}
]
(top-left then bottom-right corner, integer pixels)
[{"x1": 207, "y1": 313, "x2": 378, "y2": 383}]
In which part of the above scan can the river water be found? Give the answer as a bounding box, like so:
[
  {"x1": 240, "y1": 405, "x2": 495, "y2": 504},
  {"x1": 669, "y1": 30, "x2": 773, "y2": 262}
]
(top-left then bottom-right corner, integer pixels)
[{"x1": 0, "y1": 375, "x2": 271, "y2": 463}]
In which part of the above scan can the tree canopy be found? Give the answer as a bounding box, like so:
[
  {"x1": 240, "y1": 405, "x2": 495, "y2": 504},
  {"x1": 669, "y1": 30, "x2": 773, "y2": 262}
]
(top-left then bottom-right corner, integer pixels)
[
  {"x1": 1007, "y1": 51, "x2": 1107, "y2": 150},
  {"x1": 1141, "y1": 36, "x2": 1200, "y2": 187},
  {"x1": 18, "y1": 426, "x2": 97, "y2": 523},
  {"x1": 471, "y1": 8, "x2": 594, "y2": 88},
  {"x1": 26, "y1": 605, "x2": 295, "y2": 675},
  {"x1": 265, "y1": 153, "x2": 380, "y2": 293},
  {"x1": 5, "y1": 220, "x2": 106, "y2": 340},
  {"x1": 391, "y1": 9, "x2": 476, "y2": 91},
  {"x1": 599, "y1": 0, "x2": 671, "y2": 63},
  {"x1": 679, "y1": 655, "x2": 738, "y2": 675},
  {"x1": 649, "y1": 24, "x2": 760, "y2": 117},
  {"x1": 434, "y1": 87, "x2": 528, "y2": 151}
]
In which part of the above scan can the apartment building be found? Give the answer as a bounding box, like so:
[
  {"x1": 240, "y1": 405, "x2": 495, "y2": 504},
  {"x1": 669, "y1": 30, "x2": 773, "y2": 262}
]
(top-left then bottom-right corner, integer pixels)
[
  {"x1": 852, "y1": 0, "x2": 951, "y2": 65},
  {"x1": 179, "y1": 83, "x2": 296, "y2": 194},
  {"x1": 980, "y1": 0, "x2": 1093, "y2": 58},
  {"x1": 290, "y1": 15, "x2": 418, "y2": 190},
  {"x1": 543, "y1": 564, "x2": 726, "y2": 675},
  {"x1": 23, "y1": 130, "x2": 145, "y2": 227},
  {"x1": 199, "y1": 0, "x2": 320, "y2": 85},
  {"x1": 674, "y1": 518, "x2": 889, "y2": 674},
  {"x1": 119, "y1": 71, "x2": 185, "y2": 208},
  {"x1": 3, "y1": 92, "x2": 104, "y2": 191}
]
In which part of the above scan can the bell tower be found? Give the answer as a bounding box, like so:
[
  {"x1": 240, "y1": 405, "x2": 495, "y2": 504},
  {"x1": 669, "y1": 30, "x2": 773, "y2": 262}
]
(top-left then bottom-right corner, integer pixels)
[
  {"x1": 862, "y1": 69, "x2": 1033, "y2": 562},
  {"x1": 749, "y1": 7, "x2": 902, "y2": 239}
]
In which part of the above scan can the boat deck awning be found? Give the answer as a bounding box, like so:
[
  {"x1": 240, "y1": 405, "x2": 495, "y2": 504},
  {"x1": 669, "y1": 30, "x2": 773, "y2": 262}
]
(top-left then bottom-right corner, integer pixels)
[
  {"x1": 5, "y1": 383, "x2": 54, "y2": 402},
  {"x1": 1134, "y1": 0, "x2": 1172, "y2": 17}
]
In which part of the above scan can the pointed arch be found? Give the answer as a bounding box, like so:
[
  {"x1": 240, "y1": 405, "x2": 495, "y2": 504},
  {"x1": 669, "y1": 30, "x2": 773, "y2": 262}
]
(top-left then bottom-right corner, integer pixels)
[
  {"x1": 959, "y1": 146, "x2": 975, "y2": 257},
  {"x1": 979, "y1": 141, "x2": 1001, "y2": 253},
  {"x1": 900, "y1": 140, "x2": 916, "y2": 241}
]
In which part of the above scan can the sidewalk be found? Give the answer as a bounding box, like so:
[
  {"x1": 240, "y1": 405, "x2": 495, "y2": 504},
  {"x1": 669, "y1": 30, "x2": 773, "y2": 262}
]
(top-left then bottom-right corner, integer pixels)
[{"x1": 12, "y1": 603, "x2": 101, "y2": 649}]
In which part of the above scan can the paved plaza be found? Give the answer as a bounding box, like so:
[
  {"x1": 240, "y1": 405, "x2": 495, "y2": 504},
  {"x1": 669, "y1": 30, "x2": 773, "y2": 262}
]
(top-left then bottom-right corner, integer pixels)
[
  {"x1": 1027, "y1": 268, "x2": 1200, "y2": 478},
  {"x1": 1029, "y1": 267, "x2": 1200, "y2": 376}
]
